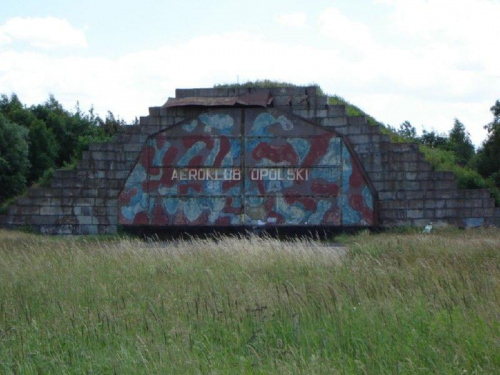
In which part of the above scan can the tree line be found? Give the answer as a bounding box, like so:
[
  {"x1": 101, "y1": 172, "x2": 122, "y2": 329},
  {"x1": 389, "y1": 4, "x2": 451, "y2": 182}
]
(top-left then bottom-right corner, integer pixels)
[{"x1": 0, "y1": 94, "x2": 126, "y2": 204}]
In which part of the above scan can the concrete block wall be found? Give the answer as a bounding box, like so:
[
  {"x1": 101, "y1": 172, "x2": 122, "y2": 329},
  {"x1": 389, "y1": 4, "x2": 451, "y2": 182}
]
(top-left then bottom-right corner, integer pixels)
[{"x1": 0, "y1": 86, "x2": 497, "y2": 233}]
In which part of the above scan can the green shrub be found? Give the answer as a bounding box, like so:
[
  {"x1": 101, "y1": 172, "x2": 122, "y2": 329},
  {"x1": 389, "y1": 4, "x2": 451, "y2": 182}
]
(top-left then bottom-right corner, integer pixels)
[
  {"x1": 0, "y1": 113, "x2": 30, "y2": 202},
  {"x1": 420, "y1": 146, "x2": 500, "y2": 204}
]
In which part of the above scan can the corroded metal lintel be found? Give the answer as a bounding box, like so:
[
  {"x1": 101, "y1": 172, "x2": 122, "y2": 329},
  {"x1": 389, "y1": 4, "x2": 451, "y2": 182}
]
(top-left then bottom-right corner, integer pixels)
[{"x1": 164, "y1": 91, "x2": 273, "y2": 108}]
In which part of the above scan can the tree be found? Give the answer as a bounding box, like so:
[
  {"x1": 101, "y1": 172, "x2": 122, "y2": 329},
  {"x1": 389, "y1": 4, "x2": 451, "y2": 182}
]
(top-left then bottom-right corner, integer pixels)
[
  {"x1": 0, "y1": 114, "x2": 30, "y2": 202},
  {"x1": 27, "y1": 119, "x2": 59, "y2": 183},
  {"x1": 476, "y1": 100, "x2": 500, "y2": 187},
  {"x1": 448, "y1": 119, "x2": 475, "y2": 166},
  {"x1": 397, "y1": 121, "x2": 418, "y2": 140},
  {"x1": 420, "y1": 129, "x2": 449, "y2": 149},
  {"x1": 97, "y1": 111, "x2": 126, "y2": 137}
]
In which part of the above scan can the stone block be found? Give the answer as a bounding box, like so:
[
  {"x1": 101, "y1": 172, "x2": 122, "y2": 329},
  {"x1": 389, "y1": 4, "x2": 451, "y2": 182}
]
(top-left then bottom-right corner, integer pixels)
[
  {"x1": 73, "y1": 198, "x2": 95, "y2": 206},
  {"x1": 107, "y1": 206, "x2": 118, "y2": 216},
  {"x1": 81, "y1": 189, "x2": 98, "y2": 198},
  {"x1": 380, "y1": 209, "x2": 406, "y2": 220},
  {"x1": 80, "y1": 225, "x2": 99, "y2": 235},
  {"x1": 269, "y1": 87, "x2": 308, "y2": 97},
  {"x1": 126, "y1": 125, "x2": 143, "y2": 134},
  {"x1": 405, "y1": 191, "x2": 425, "y2": 199},
  {"x1": 29, "y1": 187, "x2": 59, "y2": 198},
  {"x1": 424, "y1": 209, "x2": 436, "y2": 219},
  {"x1": 161, "y1": 116, "x2": 175, "y2": 127},
  {"x1": 148, "y1": 107, "x2": 161, "y2": 116},
  {"x1": 31, "y1": 215, "x2": 58, "y2": 225},
  {"x1": 402, "y1": 181, "x2": 421, "y2": 190},
  {"x1": 347, "y1": 134, "x2": 371, "y2": 144},
  {"x1": 408, "y1": 200, "x2": 424, "y2": 209},
  {"x1": 407, "y1": 210, "x2": 424, "y2": 219},
  {"x1": 93, "y1": 207, "x2": 107, "y2": 216},
  {"x1": 320, "y1": 117, "x2": 348, "y2": 127},
  {"x1": 435, "y1": 209, "x2": 457, "y2": 218},
  {"x1": 390, "y1": 143, "x2": 419, "y2": 153},
  {"x1": 142, "y1": 125, "x2": 160, "y2": 134},
  {"x1": 460, "y1": 189, "x2": 490, "y2": 199},
  {"x1": 53, "y1": 215, "x2": 78, "y2": 225},
  {"x1": 327, "y1": 105, "x2": 346, "y2": 117},
  {"x1": 372, "y1": 181, "x2": 385, "y2": 191},
  {"x1": 425, "y1": 199, "x2": 445, "y2": 209},
  {"x1": 272, "y1": 95, "x2": 292, "y2": 107},
  {"x1": 40, "y1": 206, "x2": 64, "y2": 216},
  {"x1": 484, "y1": 198, "x2": 496, "y2": 209},
  {"x1": 354, "y1": 143, "x2": 381, "y2": 154},
  {"x1": 434, "y1": 180, "x2": 457, "y2": 190},
  {"x1": 76, "y1": 216, "x2": 93, "y2": 225},
  {"x1": 309, "y1": 95, "x2": 327, "y2": 109},
  {"x1": 379, "y1": 191, "x2": 397, "y2": 200},
  {"x1": 139, "y1": 116, "x2": 150, "y2": 126},
  {"x1": 347, "y1": 116, "x2": 367, "y2": 126}
]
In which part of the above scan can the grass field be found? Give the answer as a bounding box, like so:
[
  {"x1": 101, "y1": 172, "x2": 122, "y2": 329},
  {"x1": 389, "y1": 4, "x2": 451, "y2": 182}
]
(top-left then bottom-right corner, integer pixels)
[{"x1": 0, "y1": 228, "x2": 499, "y2": 374}]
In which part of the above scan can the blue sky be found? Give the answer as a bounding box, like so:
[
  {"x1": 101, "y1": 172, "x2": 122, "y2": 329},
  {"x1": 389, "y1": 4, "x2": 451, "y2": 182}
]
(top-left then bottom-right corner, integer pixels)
[{"x1": 1, "y1": 0, "x2": 499, "y2": 145}]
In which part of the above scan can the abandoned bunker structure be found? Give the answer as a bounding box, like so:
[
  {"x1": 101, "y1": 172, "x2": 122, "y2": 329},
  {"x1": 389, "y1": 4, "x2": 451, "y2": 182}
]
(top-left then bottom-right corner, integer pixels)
[{"x1": 0, "y1": 86, "x2": 498, "y2": 234}]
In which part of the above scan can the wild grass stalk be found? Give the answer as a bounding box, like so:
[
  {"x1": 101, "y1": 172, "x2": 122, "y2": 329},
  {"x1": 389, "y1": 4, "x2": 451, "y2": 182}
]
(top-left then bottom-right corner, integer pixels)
[{"x1": 0, "y1": 228, "x2": 499, "y2": 374}]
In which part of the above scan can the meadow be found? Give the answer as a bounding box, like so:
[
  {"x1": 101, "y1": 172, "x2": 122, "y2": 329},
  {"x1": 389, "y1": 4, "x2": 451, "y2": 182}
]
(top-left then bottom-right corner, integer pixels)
[{"x1": 0, "y1": 228, "x2": 499, "y2": 374}]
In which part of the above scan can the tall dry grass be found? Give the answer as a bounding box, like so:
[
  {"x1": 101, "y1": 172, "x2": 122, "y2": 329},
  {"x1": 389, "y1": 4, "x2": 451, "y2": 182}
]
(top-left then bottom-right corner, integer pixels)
[{"x1": 0, "y1": 228, "x2": 499, "y2": 374}]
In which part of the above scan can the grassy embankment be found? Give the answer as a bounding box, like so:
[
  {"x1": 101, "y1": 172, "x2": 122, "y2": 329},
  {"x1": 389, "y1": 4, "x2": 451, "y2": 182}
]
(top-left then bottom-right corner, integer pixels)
[{"x1": 0, "y1": 229, "x2": 499, "y2": 374}]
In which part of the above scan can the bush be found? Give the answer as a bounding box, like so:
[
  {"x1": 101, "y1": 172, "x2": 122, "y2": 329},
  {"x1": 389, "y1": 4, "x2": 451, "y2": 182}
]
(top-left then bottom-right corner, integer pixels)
[
  {"x1": 420, "y1": 146, "x2": 500, "y2": 204},
  {"x1": 0, "y1": 114, "x2": 30, "y2": 202}
]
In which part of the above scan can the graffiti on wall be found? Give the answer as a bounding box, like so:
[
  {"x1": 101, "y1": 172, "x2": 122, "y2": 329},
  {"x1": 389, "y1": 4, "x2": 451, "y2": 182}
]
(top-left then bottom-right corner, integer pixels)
[{"x1": 118, "y1": 108, "x2": 374, "y2": 226}]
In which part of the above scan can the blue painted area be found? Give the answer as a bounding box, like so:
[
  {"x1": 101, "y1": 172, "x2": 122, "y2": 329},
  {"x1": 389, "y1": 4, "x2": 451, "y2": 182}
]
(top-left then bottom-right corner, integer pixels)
[
  {"x1": 250, "y1": 113, "x2": 296, "y2": 136},
  {"x1": 120, "y1": 189, "x2": 149, "y2": 221},
  {"x1": 319, "y1": 138, "x2": 342, "y2": 166},
  {"x1": 310, "y1": 167, "x2": 342, "y2": 182},
  {"x1": 153, "y1": 140, "x2": 171, "y2": 166},
  {"x1": 342, "y1": 144, "x2": 352, "y2": 194},
  {"x1": 463, "y1": 217, "x2": 484, "y2": 228},
  {"x1": 276, "y1": 115, "x2": 294, "y2": 131},
  {"x1": 362, "y1": 186, "x2": 373, "y2": 210},
  {"x1": 158, "y1": 197, "x2": 243, "y2": 224},
  {"x1": 205, "y1": 138, "x2": 221, "y2": 165},
  {"x1": 182, "y1": 120, "x2": 198, "y2": 133},
  {"x1": 340, "y1": 195, "x2": 362, "y2": 225},
  {"x1": 223, "y1": 139, "x2": 242, "y2": 165},
  {"x1": 275, "y1": 197, "x2": 307, "y2": 225},
  {"x1": 246, "y1": 196, "x2": 265, "y2": 207},
  {"x1": 125, "y1": 165, "x2": 147, "y2": 188},
  {"x1": 177, "y1": 142, "x2": 207, "y2": 166},
  {"x1": 164, "y1": 197, "x2": 180, "y2": 215},
  {"x1": 157, "y1": 185, "x2": 179, "y2": 196},
  {"x1": 244, "y1": 177, "x2": 294, "y2": 195},
  {"x1": 251, "y1": 113, "x2": 276, "y2": 136},
  {"x1": 199, "y1": 113, "x2": 234, "y2": 135},
  {"x1": 184, "y1": 198, "x2": 203, "y2": 221},
  {"x1": 288, "y1": 138, "x2": 311, "y2": 164},
  {"x1": 152, "y1": 177, "x2": 242, "y2": 197},
  {"x1": 308, "y1": 200, "x2": 333, "y2": 225}
]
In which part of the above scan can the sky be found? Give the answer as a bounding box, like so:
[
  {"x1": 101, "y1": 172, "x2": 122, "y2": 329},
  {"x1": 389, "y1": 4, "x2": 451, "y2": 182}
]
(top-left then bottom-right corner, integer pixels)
[{"x1": 1, "y1": 0, "x2": 499, "y2": 146}]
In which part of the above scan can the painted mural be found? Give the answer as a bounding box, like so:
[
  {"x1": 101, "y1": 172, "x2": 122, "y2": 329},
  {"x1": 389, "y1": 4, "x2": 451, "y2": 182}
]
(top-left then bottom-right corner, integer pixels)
[{"x1": 118, "y1": 108, "x2": 375, "y2": 226}]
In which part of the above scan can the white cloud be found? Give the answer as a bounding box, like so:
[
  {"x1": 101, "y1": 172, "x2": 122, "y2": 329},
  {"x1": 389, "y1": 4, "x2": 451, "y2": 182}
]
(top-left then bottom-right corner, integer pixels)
[
  {"x1": 0, "y1": 17, "x2": 87, "y2": 49},
  {"x1": 315, "y1": 3, "x2": 500, "y2": 145},
  {"x1": 275, "y1": 12, "x2": 307, "y2": 27},
  {"x1": 318, "y1": 7, "x2": 374, "y2": 50},
  {"x1": 378, "y1": 0, "x2": 500, "y2": 74},
  {"x1": 0, "y1": 6, "x2": 497, "y2": 146}
]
